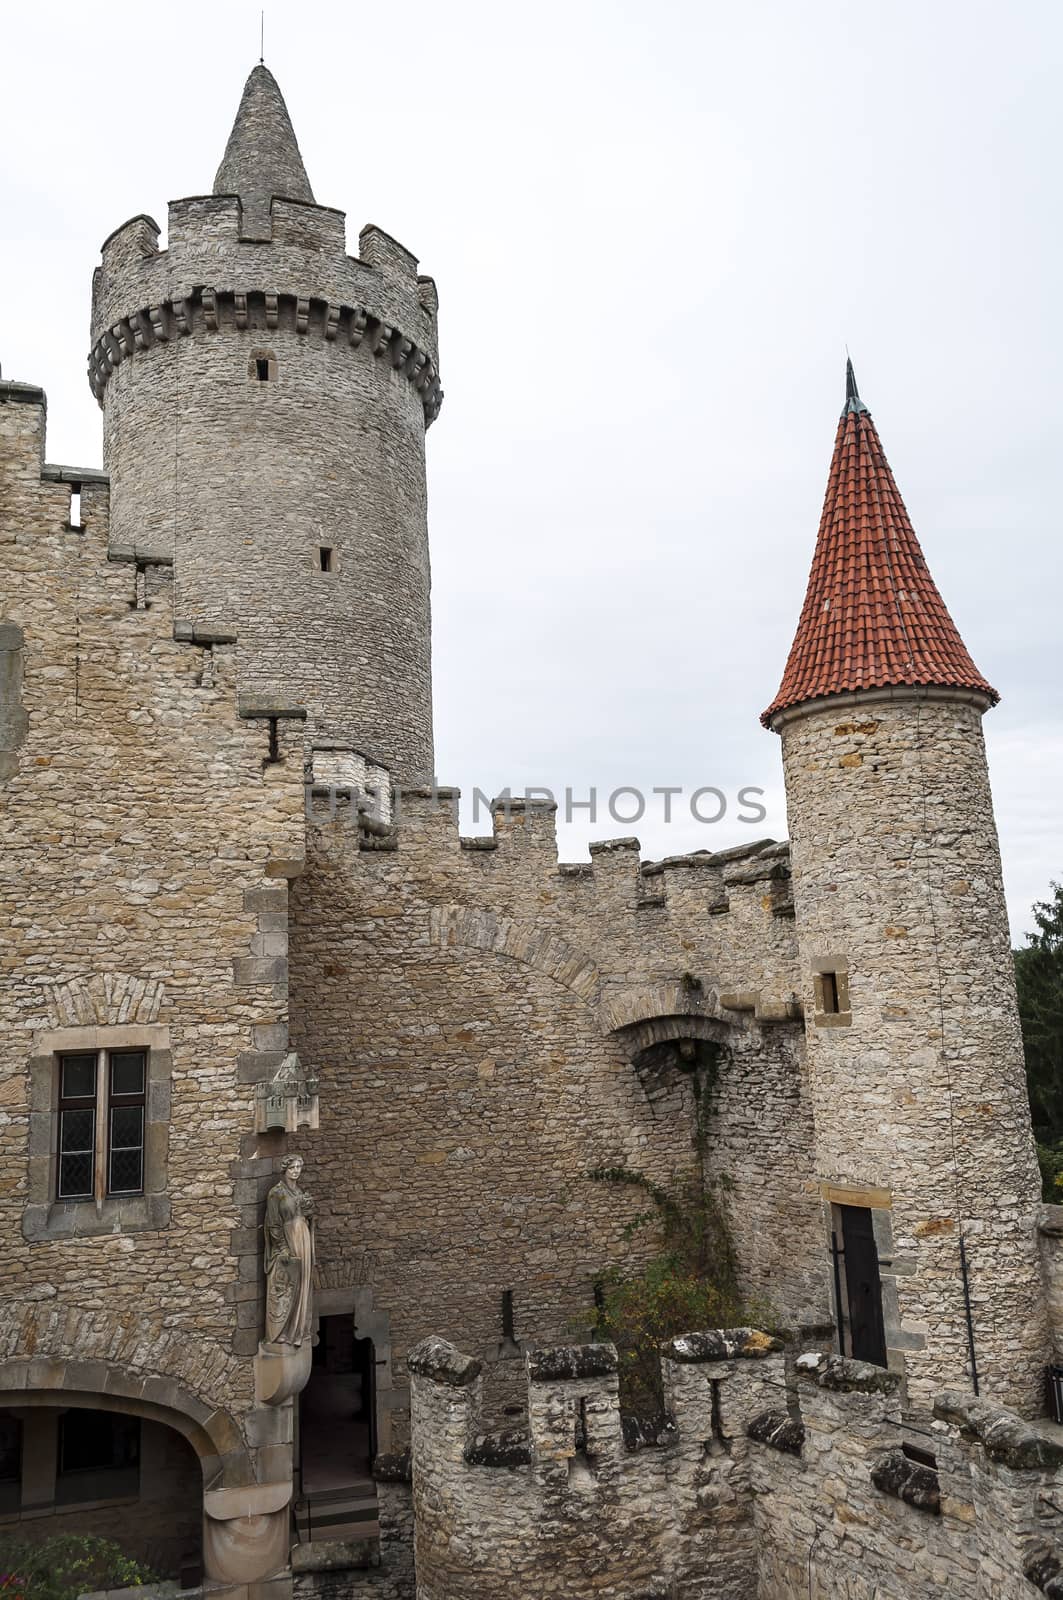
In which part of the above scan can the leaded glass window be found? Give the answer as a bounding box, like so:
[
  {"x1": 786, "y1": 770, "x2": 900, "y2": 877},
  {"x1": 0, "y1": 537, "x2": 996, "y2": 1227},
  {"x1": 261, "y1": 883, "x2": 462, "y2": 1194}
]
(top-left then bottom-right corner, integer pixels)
[{"x1": 55, "y1": 1050, "x2": 147, "y2": 1201}]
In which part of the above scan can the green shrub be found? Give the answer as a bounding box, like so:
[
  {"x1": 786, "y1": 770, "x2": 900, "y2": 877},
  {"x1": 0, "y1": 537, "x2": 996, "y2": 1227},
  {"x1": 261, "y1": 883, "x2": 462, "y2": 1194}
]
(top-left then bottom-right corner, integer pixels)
[
  {"x1": 581, "y1": 1167, "x2": 772, "y2": 1416},
  {"x1": 0, "y1": 1534, "x2": 157, "y2": 1600},
  {"x1": 1036, "y1": 1140, "x2": 1063, "y2": 1203}
]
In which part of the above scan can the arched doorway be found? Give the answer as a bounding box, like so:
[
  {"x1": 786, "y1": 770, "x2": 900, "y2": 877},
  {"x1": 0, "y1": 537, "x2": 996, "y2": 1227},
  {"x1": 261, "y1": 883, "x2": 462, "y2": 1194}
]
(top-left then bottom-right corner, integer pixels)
[{"x1": 0, "y1": 1402, "x2": 202, "y2": 1583}]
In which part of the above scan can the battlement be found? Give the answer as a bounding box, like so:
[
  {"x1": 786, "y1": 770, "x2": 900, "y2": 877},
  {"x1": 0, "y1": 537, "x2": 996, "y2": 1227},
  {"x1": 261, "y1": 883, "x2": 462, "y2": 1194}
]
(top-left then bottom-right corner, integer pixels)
[
  {"x1": 90, "y1": 197, "x2": 440, "y2": 415},
  {"x1": 409, "y1": 1328, "x2": 782, "y2": 1600},
  {"x1": 409, "y1": 1331, "x2": 1063, "y2": 1600},
  {"x1": 303, "y1": 784, "x2": 800, "y2": 1017}
]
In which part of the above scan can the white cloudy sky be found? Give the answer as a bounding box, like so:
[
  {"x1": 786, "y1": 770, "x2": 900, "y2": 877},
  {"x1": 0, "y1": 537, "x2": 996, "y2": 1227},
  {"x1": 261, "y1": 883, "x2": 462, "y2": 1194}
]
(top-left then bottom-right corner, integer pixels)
[{"x1": 2, "y1": 0, "x2": 1060, "y2": 938}]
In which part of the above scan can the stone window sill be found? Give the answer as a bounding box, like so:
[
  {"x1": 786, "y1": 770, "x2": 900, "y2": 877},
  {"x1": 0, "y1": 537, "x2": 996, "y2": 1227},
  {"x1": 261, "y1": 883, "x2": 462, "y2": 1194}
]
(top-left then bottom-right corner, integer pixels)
[
  {"x1": 814, "y1": 1011, "x2": 853, "y2": 1029},
  {"x1": 22, "y1": 1193, "x2": 170, "y2": 1242}
]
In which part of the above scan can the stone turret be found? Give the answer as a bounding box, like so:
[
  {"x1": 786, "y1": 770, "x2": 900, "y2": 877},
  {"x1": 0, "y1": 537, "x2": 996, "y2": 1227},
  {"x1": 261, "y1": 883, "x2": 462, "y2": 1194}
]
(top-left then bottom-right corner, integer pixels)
[
  {"x1": 765, "y1": 362, "x2": 1049, "y2": 1414},
  {"x1": 89, "y1": 64, "x2": 441, "y2": 780}
]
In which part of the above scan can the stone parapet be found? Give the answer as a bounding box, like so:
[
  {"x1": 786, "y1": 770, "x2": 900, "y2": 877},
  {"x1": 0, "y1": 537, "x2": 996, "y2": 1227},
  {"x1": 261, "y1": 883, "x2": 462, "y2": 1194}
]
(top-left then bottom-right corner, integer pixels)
[
  {"x1": 409, "y1": 1328, "x2": 786, "y2": 1600},
  {"x1": 92, "y1": 200, "x2": 438, "y2": 387}
]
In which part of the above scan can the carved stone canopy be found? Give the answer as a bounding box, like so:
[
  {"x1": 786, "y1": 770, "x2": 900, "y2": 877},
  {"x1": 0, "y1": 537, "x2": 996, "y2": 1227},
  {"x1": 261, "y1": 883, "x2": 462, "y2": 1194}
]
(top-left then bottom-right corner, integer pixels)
[{"x1": 255, "y1": 1051, "x2": 320, "y2": 1134}]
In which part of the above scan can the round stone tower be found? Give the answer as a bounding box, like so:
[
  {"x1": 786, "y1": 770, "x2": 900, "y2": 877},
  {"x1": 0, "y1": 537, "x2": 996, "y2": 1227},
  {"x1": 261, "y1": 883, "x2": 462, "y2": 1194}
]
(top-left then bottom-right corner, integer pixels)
[
  {"x1": 764, "y1": 363, "x2": 1049, "y2": 1415},
  {"x1": 89, "y1": 64, "x2": 442, "y2": 780}
]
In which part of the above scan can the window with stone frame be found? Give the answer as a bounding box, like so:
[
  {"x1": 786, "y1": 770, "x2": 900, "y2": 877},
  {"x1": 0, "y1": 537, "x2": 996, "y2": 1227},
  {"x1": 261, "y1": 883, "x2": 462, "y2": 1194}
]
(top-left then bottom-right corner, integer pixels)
[
  {"x1": 57, "y1": 1049, "x2": 147, "y2": 1201},
  {"x1": 24, "y1": 1026, "x2": 172, "y2": 1242},
  {"x1": 812, "y1": 960, "x2": 852, "y2": 1026}
]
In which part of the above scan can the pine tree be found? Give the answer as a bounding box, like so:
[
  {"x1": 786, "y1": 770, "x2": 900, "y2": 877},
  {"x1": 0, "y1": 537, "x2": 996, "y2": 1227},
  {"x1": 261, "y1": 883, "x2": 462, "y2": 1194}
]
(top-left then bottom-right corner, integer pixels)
[{"x1": 1015, "y1": 882, "x2": 1063, "y2": 1194}]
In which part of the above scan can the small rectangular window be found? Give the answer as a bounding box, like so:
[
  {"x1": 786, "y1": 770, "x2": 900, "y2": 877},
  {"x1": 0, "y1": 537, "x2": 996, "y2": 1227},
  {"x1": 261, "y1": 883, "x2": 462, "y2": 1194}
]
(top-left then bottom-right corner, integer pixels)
[
  {"x1": 55, "y1": 1050, "x2": 146, "y2": 1201},
  {"x1": 0, "y1": 1414, "x2": 20, "y2": 1515},
  {"x1": 319, "y1": 547, "x2": 333, "y2": 572},
  {"x1": 69, "y1": 486, "x2": 82, "y2": 528},
  {"x1": 255, "y1": 358, "x2": 270, "y2": 381},
  {"x1": 822, "y1": 971, "x2": 840, "y2": 1014}
]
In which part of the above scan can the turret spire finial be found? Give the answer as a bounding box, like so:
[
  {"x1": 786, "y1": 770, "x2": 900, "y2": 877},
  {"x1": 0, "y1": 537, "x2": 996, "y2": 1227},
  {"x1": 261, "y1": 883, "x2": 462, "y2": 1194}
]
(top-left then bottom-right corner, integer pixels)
[{"x1": 843, "y1": 355, "x2": 869, "y2": 417}]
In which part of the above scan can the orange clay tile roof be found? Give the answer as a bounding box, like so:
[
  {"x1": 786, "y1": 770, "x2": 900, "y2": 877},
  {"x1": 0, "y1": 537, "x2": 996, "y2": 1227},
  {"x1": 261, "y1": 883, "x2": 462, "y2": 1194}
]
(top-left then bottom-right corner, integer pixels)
[{"x1": 761, "y1": 363, "x2": 997, "y2": 728}]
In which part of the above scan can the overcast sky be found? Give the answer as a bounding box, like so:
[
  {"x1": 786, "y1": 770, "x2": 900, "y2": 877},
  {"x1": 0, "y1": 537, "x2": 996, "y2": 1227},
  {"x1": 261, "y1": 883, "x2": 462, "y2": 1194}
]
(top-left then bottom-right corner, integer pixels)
[{"x1": 2, "y1": 0, "x2": 1060, "y2": 938}]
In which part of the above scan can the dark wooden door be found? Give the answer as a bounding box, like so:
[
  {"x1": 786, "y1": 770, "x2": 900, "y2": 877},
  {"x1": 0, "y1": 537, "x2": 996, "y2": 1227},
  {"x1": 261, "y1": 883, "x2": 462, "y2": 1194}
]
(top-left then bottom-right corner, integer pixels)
[{"x1": 839, "y1": 1205, "x2": 887, "y2": 1367}]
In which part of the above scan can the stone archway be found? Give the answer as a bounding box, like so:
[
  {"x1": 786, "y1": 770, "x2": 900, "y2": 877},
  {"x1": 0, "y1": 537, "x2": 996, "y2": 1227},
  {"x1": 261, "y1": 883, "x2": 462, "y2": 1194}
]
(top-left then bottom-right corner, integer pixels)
[
  {"x1": 0, "y1": 1306, "x2": 291, "y2": 1590},
  {"x1": 0, "y1": 1391, "x2": 204, "y2": 1580}
]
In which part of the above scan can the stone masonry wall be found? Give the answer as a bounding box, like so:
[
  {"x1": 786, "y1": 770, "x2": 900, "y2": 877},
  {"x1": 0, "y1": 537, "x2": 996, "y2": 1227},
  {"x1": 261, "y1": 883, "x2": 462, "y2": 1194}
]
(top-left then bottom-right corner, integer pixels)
[
  {"x1": 290, "y1": 791, "x2": 828, "y2": 1444},
  {"x1": 409, "y1": 1331, "x2": 1063, "y2": 1600},
  {"x1": 751, "y1": 1351, "x2": 1063, "y2": 1599},
  {"x1": 409, "y1": 1330, "x2": 781, "y2": 1600},
  {"x1": 779, "y1": 693, "x2": 1050, "y2": 1414},
  {"x1": 0, "y1": 381, "x2": 305, "y2": 1469}
]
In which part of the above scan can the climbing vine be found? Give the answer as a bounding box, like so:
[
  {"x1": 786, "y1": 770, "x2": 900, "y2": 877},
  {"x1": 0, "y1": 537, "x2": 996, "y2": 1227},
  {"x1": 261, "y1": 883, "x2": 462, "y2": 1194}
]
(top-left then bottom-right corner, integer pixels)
[
  {"x1": 583, "y1": 1165, "x2": 769, "y2": 1416},
  {"x1": 582, "y1": 1039, "x2": 771, "y2": 1415}
]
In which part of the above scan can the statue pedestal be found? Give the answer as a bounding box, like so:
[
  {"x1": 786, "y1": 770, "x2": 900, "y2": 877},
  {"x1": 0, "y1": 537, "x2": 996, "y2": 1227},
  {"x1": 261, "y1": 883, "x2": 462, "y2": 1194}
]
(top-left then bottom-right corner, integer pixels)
[{"x1": 255, "y1": 1338, "x2": 312, "y2": 1406}]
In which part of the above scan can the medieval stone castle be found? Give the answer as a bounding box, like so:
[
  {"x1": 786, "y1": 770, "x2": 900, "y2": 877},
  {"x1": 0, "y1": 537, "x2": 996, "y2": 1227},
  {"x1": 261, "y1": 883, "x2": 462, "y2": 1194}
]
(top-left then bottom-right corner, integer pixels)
[{"x1": 2, "y1": 60, "x2": 1063, "y2": 1600}]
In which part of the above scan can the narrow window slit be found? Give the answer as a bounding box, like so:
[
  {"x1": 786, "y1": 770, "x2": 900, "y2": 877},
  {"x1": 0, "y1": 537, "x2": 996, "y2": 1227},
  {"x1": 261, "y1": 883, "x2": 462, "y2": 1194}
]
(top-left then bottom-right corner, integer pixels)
[
  {"x1": 69, "y1": 486, "x2": 82, "y2": 529},
  {"x1": 265, "y1": 717, "x2": 281, "y2": 766},
  {"x1": 255, "y1": 358, "x2": 270, "y2": 382},
  {"x1": 319, "y1": 547, "x2": 333, "y2": 573},
  {"x1": 822, "y1": 971, "x2": 840, "y2": 1013},
  {"x1": 568, "y1": 1396, "x2": 597, "y2": 1485}
]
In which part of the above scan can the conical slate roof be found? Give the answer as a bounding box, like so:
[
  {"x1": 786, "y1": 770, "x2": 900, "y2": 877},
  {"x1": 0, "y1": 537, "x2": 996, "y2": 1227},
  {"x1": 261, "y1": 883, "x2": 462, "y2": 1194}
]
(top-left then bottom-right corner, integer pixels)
[
  {"x1": 214, "y1": 64, "x2": 314, "y2": 234},
  {"x1": 762, "y1": 362, "x2": 997, "y2": 727}
]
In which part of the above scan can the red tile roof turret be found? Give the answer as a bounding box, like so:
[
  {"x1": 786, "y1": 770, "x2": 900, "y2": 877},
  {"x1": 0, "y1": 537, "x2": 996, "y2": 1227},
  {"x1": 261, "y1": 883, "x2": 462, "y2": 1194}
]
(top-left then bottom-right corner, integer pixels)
[{"x1": 762, "y1": 362, "x2": 997, "y2": 728}]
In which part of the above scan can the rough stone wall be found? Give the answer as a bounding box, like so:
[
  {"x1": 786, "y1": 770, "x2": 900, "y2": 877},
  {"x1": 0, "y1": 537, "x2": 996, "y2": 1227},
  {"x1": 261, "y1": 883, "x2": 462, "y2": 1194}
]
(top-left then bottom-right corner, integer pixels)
[
  {"x1": 751, "y1": 1352, "x2": 1063, "y2": 1599},
  {"x1": 408, "y1": 1332, "x2": 779, "y2": 1600},
  {"x1": 290, "y1": 793, "x2": 827, "y2": 1442},
  {"x1": 0, "y1": 381, "x2": 305, "y2": 1459},
  {"x1": 1039, "y1": 1206, "x2": 1063, "y2": 1361},
  {"x1": 778, "y1": 693, "x2": 1049, "y2": 1414},
  {"x1": 90, "y1": 198, "x2": 439, "y2": 779},
  {"x1": 409, "y1": 1332, "x2": 1063, "y2": 1600}
]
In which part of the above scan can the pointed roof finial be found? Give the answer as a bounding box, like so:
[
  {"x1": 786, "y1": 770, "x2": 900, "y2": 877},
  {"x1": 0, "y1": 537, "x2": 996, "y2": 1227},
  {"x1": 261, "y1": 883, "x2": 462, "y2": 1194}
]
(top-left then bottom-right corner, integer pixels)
[
  {"x1": 843, "y1": 355, "x2": 869, "y2": 416},
  {"x1": 214, "y1": 64, "x2": 314, "y2": 238}
]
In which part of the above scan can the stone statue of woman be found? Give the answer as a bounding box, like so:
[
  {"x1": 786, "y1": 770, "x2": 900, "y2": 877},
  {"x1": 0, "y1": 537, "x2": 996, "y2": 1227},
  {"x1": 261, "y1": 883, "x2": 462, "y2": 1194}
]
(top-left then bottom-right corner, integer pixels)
[{"x1": 263, "y1": 1153, "x2": 315, "y2": 1348}]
